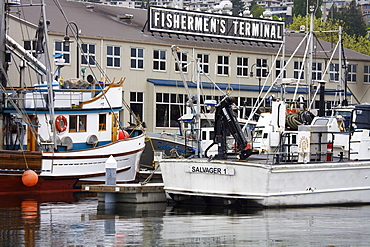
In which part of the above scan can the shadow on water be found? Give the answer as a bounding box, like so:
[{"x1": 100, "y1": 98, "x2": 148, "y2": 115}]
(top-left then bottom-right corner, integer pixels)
[
  {"x1": 97, "y1": 201, "x2": 168, "y2": 217},
  {"x1": 166, "y1": 202, "x2": 263, "y2": 216},
  {"x1": 97, "y1": 200, "x2": 263, "y2": 218}
]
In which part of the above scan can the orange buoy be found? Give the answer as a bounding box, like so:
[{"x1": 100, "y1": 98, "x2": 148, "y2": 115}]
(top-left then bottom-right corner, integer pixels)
[
  {"x1": 118, "y1": 130, "x2": 130, "y2": 140},
  {"x1": 22, "y1": 168, "x2": 38, "y2": 187}
]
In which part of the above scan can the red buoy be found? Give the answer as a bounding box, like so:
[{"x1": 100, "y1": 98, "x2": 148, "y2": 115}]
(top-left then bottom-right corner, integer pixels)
[
  {"x1": 22, "y1": 169, "x2": 38, "y2": 187},
  {"x1": 118, "y1": 130, "x2": 130, "y2": 140}
]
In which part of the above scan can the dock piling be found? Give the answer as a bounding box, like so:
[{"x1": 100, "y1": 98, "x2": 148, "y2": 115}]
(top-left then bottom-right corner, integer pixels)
[{"x1": 105, "y1": 155, "x2": 117, "y2": 205}]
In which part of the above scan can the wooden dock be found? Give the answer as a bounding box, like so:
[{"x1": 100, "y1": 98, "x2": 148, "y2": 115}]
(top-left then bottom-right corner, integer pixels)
[{"x1": 82, "y1": 183, "x2": 166, "y2": 203}]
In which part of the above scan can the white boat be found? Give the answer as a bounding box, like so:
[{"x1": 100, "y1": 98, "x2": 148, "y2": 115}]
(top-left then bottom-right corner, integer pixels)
[
  {"x1": 0, "y1": 0, "x2": 145, "y2": 194},
  {"x1": 159, "y1": 9, "x2": 370, "y2": 207}
]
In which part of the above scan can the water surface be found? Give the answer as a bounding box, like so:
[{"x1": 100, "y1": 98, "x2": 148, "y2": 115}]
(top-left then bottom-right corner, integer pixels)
[{"x1": 1, "y1": 192, "x2": 369, "y2": 246}]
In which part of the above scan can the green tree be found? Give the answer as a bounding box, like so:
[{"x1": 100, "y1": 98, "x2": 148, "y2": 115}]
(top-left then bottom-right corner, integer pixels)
[
  {"x1": 250, "y1": 1, "x2": 265, "y2": 19},
  {"x1": 328, "y1": 0, "x2": 366, "y2": 37},
  {"x1": 293, "y1": 0, "x2": 305, "y2": 17},
  {"x1": 231, "y1": 0, "x2": 246, "y2": 16},
  {"x1": 288, "y1": 16, "x2": 370, "y2": 56},
  {"x1": 293, "y1": 0, "x2": 322, "y2": 18}
]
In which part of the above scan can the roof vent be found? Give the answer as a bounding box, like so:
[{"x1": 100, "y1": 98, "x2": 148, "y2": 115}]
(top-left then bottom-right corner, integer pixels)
[
  {"x1": 86, "y1": 5, "x2": 94, "y2": 11},
  {"x1": 117, "y1": 14, "x2": 133, "y2": 23}
]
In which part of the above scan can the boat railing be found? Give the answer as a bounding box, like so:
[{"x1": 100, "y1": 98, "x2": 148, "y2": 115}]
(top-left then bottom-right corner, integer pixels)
[
  {"x1": 183, "y1": 129, "x2": 197, "y2": 157},
  {"x1": 274, "y1": 131, "x2": 349, "y2": 164},
  {"x1": 4, "y1": 87, "x2": 110, "y2": 109},
  {"x1": 348, "y1": 129, "x2": 370, "y2": 160}
]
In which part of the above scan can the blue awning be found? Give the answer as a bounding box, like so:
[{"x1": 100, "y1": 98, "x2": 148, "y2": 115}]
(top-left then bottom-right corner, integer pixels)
[{"x1": 147, "y1": 78, "x2": 351, "y2": 95}]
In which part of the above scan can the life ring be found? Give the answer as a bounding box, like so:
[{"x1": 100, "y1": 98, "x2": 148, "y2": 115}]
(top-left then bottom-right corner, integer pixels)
[
  {"x1": 118, "y1": 129, "x2": 130, "y2": 140},
  {"x1": 55, "y1": 115, "x2": 68, "y2": 132}
]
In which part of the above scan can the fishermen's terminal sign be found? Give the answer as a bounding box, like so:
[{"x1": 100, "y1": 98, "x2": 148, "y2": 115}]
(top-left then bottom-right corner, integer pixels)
[{"x1": 148, "y1": 6, "x2": 284, "y2": 43}]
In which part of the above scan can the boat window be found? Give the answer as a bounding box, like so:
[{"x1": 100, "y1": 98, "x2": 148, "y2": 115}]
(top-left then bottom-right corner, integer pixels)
[
  {"x1": 69, "y1": 115, "x2": 87, "y2": 132},
  {"x1": 335, "y1": 111, "x2": 352, "y2": 117},
  {"x1": 202, "y1": 131, "x2": 207, "y2": 140},
  {"x1": 313, "y1": 118, "x2": 329, "y2": 126},
  {"x1": 263, "y1": 133, "x2": 268, "y2": 139},
  {"x1": 99, "y1": 114, "x2": 106, "y2": 131},
  {"x1": 78, "y1": 115, "x2": 86, "y2": 132},
  {"x1": 210, "y1": 131, "x2": 215, "y2": 140},
  {"x1": 201, "y1": 119, "x2": 214, "y2": 128},
  {"x1": 292, "y1": 135, "x2": 296, "y2": 144},
  {"x1": 69, "y1": 115, "x2": 77, "y2": 132}
]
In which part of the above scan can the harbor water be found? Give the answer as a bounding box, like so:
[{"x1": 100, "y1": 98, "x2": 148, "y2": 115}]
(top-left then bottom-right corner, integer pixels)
[{"x1": 1, "y1": 192, "x2": 370, "y2": 246}]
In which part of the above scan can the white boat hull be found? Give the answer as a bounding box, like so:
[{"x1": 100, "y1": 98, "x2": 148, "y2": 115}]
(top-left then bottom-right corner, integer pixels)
[
  {"x1": 160, "y1": 158, "x2": 370, "y2": 207},
  {"x1": 42, "y1": 134, "x2": 146, "y2": 182}
]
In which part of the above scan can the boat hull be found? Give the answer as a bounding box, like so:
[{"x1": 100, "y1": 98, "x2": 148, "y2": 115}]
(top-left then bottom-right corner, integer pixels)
[
  {"x1": 0, "y1": 175, "x2": 80, "y2": 194},
  {"x1": 140, "y1": 135, "x2": 195, "y2": 167},
  {"x1": 160, "y1": 158, "x2": 370, "y2": 207},
  {"x1": 0, "y1": 134, "x2": 145, "y2": 194}
]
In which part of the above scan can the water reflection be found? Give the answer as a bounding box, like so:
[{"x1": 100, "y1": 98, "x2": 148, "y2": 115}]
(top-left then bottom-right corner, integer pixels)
[
  {"x1": 1, "y1": 193, "x2": 370, "y2": 246},
  {"x1": 0, "y1": 192, "x2": 90, "y2": 246}
]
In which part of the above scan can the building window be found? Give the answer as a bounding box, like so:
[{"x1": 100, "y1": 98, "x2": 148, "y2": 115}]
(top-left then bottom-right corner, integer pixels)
[
  {"x1": 217, "y1": 55, "x2": 229, "y2": 76},
  {"x1": 364, "y1": 65, "x2": 370, "y2": 83},
  {"x1": 131, "y1": 48, "x2": 144, "y2": 69},
  {"x1": 256, "y1": 58, "x2": 268, "y2": 77},
  {"x1": 69, "y1": 115, "x2": 87, "y2": 132},
  {"x1": 54, "y1": 41, "x2": 70, "y2": 64},
  {"x1": 24, "y1": 40, "x2": 37, "y2": 57},
  {"x1": 107, "y1": 45, "x2": 120, "y2": 68},
  {"x1": 347, "y1": 64, "x2": 357, "y2": 82},
  {"x1": 81, "y1": 43, "x2": 96, "y2": 66},
  {"x1": 130, "y1": 92, "x2": 144, "y2": 124},
  {"x1": 99, "y1": 114, "x2": 106, "y2": 131},
  {"x1": 153, "y1": 49, "x2": 166, "y2": 71},
  {"x1": 275, "y1": 59, "x2": 286, "y2": 78},
  {"x1": 197, "y1": 54, "x2": 209, "y2": 74},
  {"x1": 312, "y1": 62, "x2": 322, "y2": 80},
  {"x1": 237, "y1": 57, "x2": 248, "y2": 77},
  {"x1": 330, "y1": 63, "x2": 339, "y2": 82},
  {"x1": 156, "y1": 93, "x2": 185, "y2": 128},
  {"x1": 234, "y1": 96, "x2": 267, "y2": 119},
  {"x1": 175, "y1": 52, "x2": 187, "y2": 72},
  {"x1": 294, "y1": 61, "x2": 304, "y2": 79}
]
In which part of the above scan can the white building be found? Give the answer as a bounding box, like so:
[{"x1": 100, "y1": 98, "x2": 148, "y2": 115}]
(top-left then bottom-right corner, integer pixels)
[{"x1": 5, "y1": 0, "x2": 370, "y2": 134}]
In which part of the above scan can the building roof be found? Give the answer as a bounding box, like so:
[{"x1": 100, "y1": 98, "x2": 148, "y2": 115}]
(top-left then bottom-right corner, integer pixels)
[{"x1": 8, "y1": 0, "x2": 370, "y2": 61}]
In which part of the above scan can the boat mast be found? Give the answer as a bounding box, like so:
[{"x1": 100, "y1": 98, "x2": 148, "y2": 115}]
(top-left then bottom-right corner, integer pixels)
[
  {"x1": 195, "y1": 57, "x2": 202, "y2": 158},
  {"x1": 40, "y1": 0, "x2": 57, "y2": 150},
  {"x1": 308, "y1": 1, "x2": 315, "y2": 105},
  {"x1": 171, "y1": 45, "x2": 203, "y2": 157}
]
